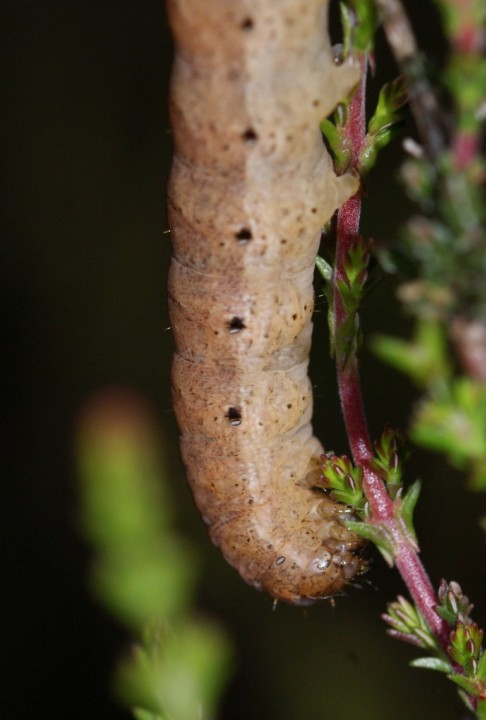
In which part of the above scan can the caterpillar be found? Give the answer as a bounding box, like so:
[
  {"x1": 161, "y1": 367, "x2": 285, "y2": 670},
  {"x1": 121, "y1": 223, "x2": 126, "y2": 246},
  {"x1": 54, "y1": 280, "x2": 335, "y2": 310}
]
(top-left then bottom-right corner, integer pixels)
[{"x1": 166, "y1": 0, "x2": 364, "y2": 605}]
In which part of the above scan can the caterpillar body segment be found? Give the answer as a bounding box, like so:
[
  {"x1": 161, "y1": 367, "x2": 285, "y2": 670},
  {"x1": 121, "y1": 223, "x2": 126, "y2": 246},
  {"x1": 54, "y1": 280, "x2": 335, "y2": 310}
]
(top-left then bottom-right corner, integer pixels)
[{"x1": 167, "y1": 0, "x2": 363, "y2": 604}]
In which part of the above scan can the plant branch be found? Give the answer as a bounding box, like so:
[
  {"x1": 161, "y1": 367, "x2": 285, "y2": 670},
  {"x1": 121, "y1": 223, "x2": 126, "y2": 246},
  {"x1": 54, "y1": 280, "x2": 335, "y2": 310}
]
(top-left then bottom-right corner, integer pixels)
[{"x1": 332, "y1": 52, "x2": 450, "y2": 647}]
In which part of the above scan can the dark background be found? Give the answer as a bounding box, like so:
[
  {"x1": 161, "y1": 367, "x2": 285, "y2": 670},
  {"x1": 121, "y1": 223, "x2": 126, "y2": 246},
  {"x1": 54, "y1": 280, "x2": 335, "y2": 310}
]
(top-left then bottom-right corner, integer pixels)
[{"x1": 2, "y1": 1, "x2": 485, "y2": 718}]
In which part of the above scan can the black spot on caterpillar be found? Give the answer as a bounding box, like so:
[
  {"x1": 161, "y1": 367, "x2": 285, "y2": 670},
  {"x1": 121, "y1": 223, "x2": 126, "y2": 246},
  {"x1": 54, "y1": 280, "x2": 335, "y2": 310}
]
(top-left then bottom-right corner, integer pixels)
[{"x1": 166, "y1": 0, "x2": 363, "y2": 604}]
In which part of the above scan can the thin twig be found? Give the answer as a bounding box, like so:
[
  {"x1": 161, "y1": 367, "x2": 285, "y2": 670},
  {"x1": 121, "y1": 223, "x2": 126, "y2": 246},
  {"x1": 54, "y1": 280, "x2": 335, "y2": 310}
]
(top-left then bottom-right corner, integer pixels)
[
  {"x1": 374, "y1": 0, "x2": 447, "y2": 159},
  {"x1": 333, "y1": 51, "x2": 450, "y2": 648}
]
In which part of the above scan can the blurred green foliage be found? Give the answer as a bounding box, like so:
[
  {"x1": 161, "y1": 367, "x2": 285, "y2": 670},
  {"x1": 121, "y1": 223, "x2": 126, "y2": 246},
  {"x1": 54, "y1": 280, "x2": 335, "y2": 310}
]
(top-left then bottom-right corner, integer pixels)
[
  {"x1": 374, "y1": 319, "x2": 486, "y2": 490},
  {"x1": 77, "y1": 391, "x2": 233, "y2": 720}
]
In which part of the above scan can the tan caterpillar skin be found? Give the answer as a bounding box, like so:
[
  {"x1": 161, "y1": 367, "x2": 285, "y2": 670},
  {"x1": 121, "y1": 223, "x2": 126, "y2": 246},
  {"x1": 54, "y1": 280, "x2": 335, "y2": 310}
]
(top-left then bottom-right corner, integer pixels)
[{"x1": 166, "y1": 0, "x2": 363, "y2": 604}]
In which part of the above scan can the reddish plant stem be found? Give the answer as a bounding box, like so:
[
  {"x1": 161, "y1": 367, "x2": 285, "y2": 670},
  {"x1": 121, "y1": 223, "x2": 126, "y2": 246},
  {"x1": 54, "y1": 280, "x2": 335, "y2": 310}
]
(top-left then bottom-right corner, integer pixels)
[
  {"x1": 453, "y1": 132, "x2": 481, "y2": 171},
  {"x1": 334, "y1": 55, "x2": 370, "y2": 467},
  {"x1": 332, "y1": 54, "x2": 450, "y2": 647}
]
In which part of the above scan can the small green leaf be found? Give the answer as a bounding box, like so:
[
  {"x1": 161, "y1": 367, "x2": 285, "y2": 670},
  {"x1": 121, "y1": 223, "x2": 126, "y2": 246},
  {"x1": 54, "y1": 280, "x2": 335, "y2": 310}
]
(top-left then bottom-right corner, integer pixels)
[
  {"x1": 436, "y1": 579, "x2": 473, "y2": 625},
  {"x1": 316, "y1": 254, "x2": 333, "y2": 283},
  {"x1": 384, "y1": 594, "x2": 418, "y2": 633},
  {"x1": 344, "y1": 235, "x2": 370, "y2": 290},
  {"x1": 396, "y1": 480, "x2": 421, "y2": 549},
  {"x1": 412, "y1": 378, "x2": 486, "y2": 477},
  {"x1": 371, "y1": 426, "x2": 407, "y2": 493},
  {"x1": 342, "y1": 0, "x2": 378, "y2": 53},
  {"x1": 359, "y1": 75, "x2": 408, "y2": 174},
  {"x1": 411, "y1": 657, "x2": 452, "y2": 673},
  {"x1": 383, "y1": 595, "x2": 439, "y2": 651},
  {"x1": 458, "y1": 688, "x2": 476, "y2": 713},
  {"x1": 368, "y1": 76, "x2": 408, "y2": 135},
  {"x1": 321, "y1": 452, "x2": 366, "y2": 510},
  {"x1": 320, "y1": 117, "x2": 341, "y2": 148},
  {"x1": 448, "y1": 621, "x2": 483, "y2": 672},
  {"x1": 335, "y1": 313, "x2": 360, "y2": 368},
  {"x1": 337, "y1": 277, "x2": 358, "y2": 312},
  {"x1": 320, "y1": 117, "x2": 351, "y2": 171},
  {"x1": 372, "y1": 319, "x2": 449, "y2": 387},
  {"x1": 373, "y1": 335, "x2": 425, "y2": 383},
  {"x1": 344, "y1": 520, "x2": 395, "y2": 565},
  {"x1": 448, "y1": 673, "x2": 478, "y2": 695},
  {"x1": 339, "y1": 2, "x2": 354, "y2": 59}
]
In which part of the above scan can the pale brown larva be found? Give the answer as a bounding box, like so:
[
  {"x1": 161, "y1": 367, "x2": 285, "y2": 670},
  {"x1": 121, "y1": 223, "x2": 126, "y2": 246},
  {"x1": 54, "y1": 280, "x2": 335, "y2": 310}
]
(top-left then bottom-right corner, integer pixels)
[{"x1": 166, "y1": 0, "x2": 364, "y2": 604}]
